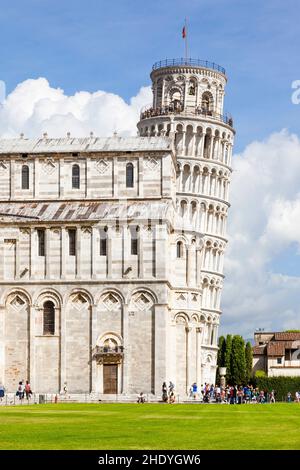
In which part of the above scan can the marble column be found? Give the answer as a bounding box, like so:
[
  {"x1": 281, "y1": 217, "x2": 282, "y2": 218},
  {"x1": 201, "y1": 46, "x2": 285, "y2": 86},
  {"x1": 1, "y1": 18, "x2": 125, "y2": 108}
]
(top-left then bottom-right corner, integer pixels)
[
  {"x1": 154, "y1": 305, "x2": 167, "y2": 395},
  {"x1": 122, "y1": 303, "x2": 129, "y2": 394}
]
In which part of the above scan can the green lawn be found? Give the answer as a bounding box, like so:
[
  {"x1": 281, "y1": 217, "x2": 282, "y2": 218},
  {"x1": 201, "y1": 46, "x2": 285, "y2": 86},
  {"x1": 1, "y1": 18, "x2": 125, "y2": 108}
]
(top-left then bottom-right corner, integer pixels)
[{"x1": 0, "y1": 403, "x2": 300, "y2": 450}]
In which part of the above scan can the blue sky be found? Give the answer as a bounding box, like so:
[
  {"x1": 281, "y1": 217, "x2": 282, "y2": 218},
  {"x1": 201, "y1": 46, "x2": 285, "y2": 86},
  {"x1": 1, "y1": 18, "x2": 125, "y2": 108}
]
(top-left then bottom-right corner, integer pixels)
[
  {"x1": 1, "y1": 0, "x2": 300, "y2": 152},
  {"x1": 0, "y1": 0, "x2": 300, "y2": 335}
]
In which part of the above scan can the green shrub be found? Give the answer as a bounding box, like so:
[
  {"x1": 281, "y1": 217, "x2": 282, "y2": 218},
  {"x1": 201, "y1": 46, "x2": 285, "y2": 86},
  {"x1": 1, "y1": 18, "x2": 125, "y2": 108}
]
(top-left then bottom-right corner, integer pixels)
[
  {"x1": 254, "y1": 370, "x2": 266, "y2": 378},
  {"x1": 253, "y1": 376, "x2": 300, "y2": 401}
]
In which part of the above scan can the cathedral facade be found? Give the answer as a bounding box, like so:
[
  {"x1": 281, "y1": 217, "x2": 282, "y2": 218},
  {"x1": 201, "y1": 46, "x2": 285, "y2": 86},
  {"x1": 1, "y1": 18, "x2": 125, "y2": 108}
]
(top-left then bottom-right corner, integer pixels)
[{"x1": 0, "y1": 58, "x2": 234, "y2": 398}]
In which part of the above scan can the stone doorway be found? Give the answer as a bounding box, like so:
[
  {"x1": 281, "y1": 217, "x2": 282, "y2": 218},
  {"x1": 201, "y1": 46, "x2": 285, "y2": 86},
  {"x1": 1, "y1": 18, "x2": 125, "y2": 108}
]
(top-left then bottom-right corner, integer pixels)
[{"x1": 103, "y1": 364, "x2": 118, "y2": 394}]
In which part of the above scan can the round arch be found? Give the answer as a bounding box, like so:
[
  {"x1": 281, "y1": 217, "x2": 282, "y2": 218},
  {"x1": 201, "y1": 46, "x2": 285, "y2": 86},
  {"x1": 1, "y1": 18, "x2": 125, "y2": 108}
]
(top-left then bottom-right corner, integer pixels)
[
  {"x1": 2, "y1": 288, "x2": 32, "y2": 306},
  {"x1": 34, "y1": 288, "x2": 63, "y2": 308}
]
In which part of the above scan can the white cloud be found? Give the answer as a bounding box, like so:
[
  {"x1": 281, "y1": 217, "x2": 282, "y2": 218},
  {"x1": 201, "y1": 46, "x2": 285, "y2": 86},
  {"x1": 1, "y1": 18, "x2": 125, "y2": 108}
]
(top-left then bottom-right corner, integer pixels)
[
  {"x1": 0, "y1": 77, "x2": 152, "y2": 138},
  {"x1": 222, "y1": 130, "x2": 300, "y2": 337}
]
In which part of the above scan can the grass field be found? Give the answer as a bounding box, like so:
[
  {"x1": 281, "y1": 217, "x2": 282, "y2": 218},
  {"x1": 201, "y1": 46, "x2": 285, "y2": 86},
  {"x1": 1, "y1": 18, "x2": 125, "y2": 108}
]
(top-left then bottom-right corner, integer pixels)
[{"x1": 0, "y1": 403, "x2": 300, "y2": 450}]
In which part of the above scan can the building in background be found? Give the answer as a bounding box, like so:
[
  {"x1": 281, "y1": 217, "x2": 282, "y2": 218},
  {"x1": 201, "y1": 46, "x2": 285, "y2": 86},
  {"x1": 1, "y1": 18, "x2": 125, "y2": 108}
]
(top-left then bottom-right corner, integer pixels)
[
  {"x1": 253, "y1": 331, "x2": 300, "y2": 377},
  {"x1": 0, "y1": 58, "x2": 234, "y2": 398}
]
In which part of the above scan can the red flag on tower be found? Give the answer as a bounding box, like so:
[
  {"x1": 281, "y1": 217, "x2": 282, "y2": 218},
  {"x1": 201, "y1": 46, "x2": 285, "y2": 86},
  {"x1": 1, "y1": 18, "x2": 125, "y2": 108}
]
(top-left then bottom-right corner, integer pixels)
[{"x1": 182, "y1": 26, "x2": 186, "y2": 38}]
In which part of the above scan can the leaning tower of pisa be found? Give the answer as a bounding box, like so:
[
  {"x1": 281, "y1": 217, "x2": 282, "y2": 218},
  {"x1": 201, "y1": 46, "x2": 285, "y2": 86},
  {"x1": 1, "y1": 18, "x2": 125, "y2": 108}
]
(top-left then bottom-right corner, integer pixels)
[{"x1": 138, "y1": 58, "x2": 235, "y2": 388}]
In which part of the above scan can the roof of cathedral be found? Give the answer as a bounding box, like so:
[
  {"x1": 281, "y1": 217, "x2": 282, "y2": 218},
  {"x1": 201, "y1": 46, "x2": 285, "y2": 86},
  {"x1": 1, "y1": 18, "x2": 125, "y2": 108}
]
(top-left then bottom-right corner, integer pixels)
[
  {"x1": 0, "y1": 136, "x2": 172, "y2": 155},
  {"x1": 0, "y1": 200, "x2": 173, "y2": 222}
]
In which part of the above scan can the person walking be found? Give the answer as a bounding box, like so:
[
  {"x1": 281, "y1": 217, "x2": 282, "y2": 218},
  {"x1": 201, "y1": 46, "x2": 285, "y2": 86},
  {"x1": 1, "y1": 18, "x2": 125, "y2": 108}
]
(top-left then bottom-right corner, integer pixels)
[
  {"x1": 16, "y1": 381, "x2": 24, "y2": 400},
  {"x1": 25, "y1": 380, "x2": 32, "y2": 400},
  {"x1": 0, "y1": 383, "x2": 5, "y2": 402}
]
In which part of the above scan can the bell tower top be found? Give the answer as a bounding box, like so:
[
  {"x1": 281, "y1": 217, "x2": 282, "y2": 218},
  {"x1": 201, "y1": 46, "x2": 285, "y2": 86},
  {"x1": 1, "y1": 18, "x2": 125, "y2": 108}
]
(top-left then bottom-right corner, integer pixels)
[{"x1": 145, "y1": 57, "x2": 230, "y2": 123}]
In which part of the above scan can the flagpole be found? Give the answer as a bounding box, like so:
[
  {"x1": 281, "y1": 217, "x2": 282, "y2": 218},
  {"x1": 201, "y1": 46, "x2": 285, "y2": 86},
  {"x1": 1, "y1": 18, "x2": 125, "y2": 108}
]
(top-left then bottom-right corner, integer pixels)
[{"x1": 185, "y1": 17, "x2": 188, "y2": 62}]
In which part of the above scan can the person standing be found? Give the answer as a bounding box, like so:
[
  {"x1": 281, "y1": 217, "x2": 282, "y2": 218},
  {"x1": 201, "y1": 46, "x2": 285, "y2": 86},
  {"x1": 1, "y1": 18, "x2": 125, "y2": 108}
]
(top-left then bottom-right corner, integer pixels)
[
  {"x1": 63, "y1": 382, "x2": 68, "y2": 397},
  {"x1": 269, "y1": 390, "x2": 275, "y2": 403},
  {"x1": 137, "y1": 392, "x2": 145, "y2": 404},
  {"x1": 192, "y1": 382, "x2": 198, "y2": 400},
  {"x1": 162, "y1": 382, "x2": 168, "y2": 402}
]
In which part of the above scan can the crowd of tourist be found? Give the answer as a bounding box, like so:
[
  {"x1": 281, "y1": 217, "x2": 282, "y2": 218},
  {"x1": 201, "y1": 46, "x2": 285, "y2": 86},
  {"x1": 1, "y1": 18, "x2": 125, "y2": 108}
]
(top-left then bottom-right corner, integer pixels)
[{"x1": 156, "y1": 382, "x2": 300, "y2": 404}]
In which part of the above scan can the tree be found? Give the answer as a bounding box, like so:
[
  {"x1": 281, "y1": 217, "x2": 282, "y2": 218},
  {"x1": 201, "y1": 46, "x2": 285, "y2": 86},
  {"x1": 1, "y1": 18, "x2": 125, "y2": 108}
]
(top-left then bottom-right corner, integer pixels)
[
  {"x1": 224, "y1": 334, "x2": 232, "y2": 383},
  {"x1": 245, "y1": 341, "x2": 253, "y2": 383},
  {"x1": 230, "y1": 335, "x2": 246, "y2": 385},
  {"x1": 217, "y1": 336, "x2": 226, "y2": 367},
  {"x1": 216, "y1": 336, "x2": 226, "y2": 384}
]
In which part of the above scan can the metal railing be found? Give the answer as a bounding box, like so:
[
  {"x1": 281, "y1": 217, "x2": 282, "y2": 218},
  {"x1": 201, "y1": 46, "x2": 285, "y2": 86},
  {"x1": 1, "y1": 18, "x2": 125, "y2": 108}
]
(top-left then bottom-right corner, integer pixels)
[
  {"x1": 140, "y1": 105, "x2": 233, "y2": 127},
  {"x1": 152, "y1": 58, "x2": 226, "y2": 75}
]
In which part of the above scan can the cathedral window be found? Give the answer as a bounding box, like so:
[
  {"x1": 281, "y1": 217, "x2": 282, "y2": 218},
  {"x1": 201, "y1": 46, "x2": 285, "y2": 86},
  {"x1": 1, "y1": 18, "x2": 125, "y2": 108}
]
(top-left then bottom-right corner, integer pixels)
[
  {"x1": 72, "y1": 164, "x2": 80, "y2": 189},
  {"x1": 21, "y1": 165, "x2": 29, "y2": 189},
  {"x1": 37, "y1": 229, "x2": 45, "y2": 256},
  {"x1": 126, "y1": 163, "x2": 134, "y2": 188},
  {"x1": 131, "y1": 226, "x2": 139, "y2": 255},
  {"x1": 177, "y1": 241, "x2": 184, "y2": 258},
  {"x1": 68, "y1": 229, "x2": 76, "y2": 256},
  {"x1": 43, "y1": 300, "x2": 55, "y2": 335},
  {"x1": 100, "y1": 227, "x2": 107, "y2": 256},
  {"x1": 189, "y1": 84, "x2": 195, "y2": 95},
  {"x1": 131, "y1": 238, "x2": 138, "y2": 255}
]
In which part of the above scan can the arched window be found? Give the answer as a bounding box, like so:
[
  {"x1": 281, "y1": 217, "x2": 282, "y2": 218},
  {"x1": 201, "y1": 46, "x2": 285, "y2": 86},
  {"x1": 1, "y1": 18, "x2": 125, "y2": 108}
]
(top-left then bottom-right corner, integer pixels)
[
  {"x1": 37, "y1": 229, "x2": 45, "y2": 256},
  {"x1": 68, "y1": 229, "x2": 76, "y2": 256},
  {"x1": 21, "y1": 165, "x2": 29, "y2": 190},
  {"x1": 100, "y1": 227, "x2": 108, "y2": 256},
  {"x1": 210, "y1": 329, "x2": 214, "y2": 345},
  {"x1": 43, "y1": 300, "x2": 55, "y2": 335},
  {"x1": 177, "y1": 241, "x2": 184, "y2": 258},
  {"x1": 72, "y1": 164, "x2": 80, "y2": 189},
  {"x1": 201, "y1": 92, "x2": 213, "y2": 114},
  {"x1": 169, "y1": 89, "x2": 182, "y2": 111},
  {"x1": 130, "y1": 226, "x2": 139, "y2": 255},
  {"x1": 126, "y1": 163, "x2": 134, "y2": 188}
]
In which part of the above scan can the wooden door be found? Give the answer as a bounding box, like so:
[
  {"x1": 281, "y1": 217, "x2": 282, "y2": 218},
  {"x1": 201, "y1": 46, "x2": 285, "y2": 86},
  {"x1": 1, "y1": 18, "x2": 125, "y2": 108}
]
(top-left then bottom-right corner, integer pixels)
[{"x1": 103, "y1": 364, "x2": 118, "y2": 394}]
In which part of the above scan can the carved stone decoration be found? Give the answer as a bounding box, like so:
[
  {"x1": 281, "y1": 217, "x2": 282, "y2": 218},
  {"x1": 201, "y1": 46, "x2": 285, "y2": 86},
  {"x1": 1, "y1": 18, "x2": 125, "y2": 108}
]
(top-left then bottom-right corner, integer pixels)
[
  {"x1": 10, "y1": 295, "x2": 25, "y2": 309},
  {"x1": 95, "y1": 159, "x2": 109, "y2": 174},
  {"x1": 103, "y1": 293, "x2": 120, "y2": 311},
  {"x1": 81, "y1": 226, "x2": 92, "y2": 236},
  {"x1": 133, "y1": 292, "x2": 153, "y2": 311},
  {"x1": 175, "y1": 314, "x2": 188, "y2": 325},
  {"x1": 71, "y1": 293, "x2": 88, "y2": 310},
  {"x1": 176, "y1": 293, "x2": 186, "y2": 301},
  {"x1": 4, "y1": 239, "x2": 16, "y2": 246},
  {"x1": 146, "y1": 157, "x2": 158, "y2": 171},
  {"x1": 42, "y1": 158, "x2": 56, "y2": 175},
  {"x1": 0, "y1": 160, "x2": 7, "y2": 172},
  {"x1": 20, "y1": 228, "x2": 30, "y2": 238}
]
